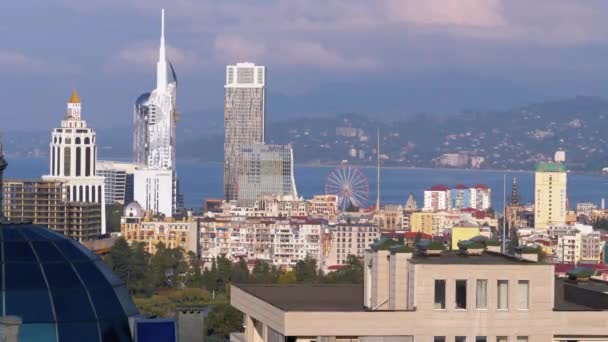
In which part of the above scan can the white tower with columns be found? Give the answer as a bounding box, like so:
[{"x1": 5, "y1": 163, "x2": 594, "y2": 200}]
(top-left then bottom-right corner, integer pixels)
[{"x1": 43, "y1": 90, "x2": 106, "y2": 234}]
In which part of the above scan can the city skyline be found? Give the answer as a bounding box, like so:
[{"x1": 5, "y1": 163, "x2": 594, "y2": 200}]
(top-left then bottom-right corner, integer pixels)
[{"x1": 5, "y1": 1, "x2": 608, "y2": 131}]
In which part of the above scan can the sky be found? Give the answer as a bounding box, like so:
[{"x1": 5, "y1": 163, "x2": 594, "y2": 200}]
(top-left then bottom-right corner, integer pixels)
[{"x1": 2, "y1": 0, "x2": 608, "y2": 130}]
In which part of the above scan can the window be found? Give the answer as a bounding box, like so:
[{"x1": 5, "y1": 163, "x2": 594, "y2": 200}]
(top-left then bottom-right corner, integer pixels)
[
  {"x1": 476, "y1": 338, "x2": 487, "y2": 342},
  {"x1": 516, "y1": 337, "x2": 528, "y2": 342},
  {"x1": 434, "y1": 280, "x2": 446, "y2": 309},
  {"x1": 434, "y1": 338, "x2": 446, "y2": 342},
  {"x1": 456, "y1": 337, "x2": 467, "y2": 342},
  {"x1": 455, "y1": 280, "x2": 467, "y2": 309},
  {"x1": 518, "y1": 280, "x2": 529, "y2": 309},
  {"x1": 476, "y1": 279, "x2": 488, "y2": 309},
  {"x1": 497, "y1": 280, "x2": 509, "y2": 310},
  {"x1": 496, "y1": 337, "x2": 507, "y2": 342}
]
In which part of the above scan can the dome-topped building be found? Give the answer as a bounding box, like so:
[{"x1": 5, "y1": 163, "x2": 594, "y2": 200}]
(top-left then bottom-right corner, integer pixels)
[{"x1": 0, "y1": 223, "x2": 139, "y2": 341}]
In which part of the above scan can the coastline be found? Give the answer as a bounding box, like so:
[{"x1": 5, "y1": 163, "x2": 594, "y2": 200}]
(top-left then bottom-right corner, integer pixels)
[{"x1": 5, "y1": 155, "x2": 604, "y2": 177}]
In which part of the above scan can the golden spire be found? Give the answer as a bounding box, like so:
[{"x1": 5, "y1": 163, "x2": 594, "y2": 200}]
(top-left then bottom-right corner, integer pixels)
[{"x1": 68, "y1": 89, "x2": 80, "y2": 104}]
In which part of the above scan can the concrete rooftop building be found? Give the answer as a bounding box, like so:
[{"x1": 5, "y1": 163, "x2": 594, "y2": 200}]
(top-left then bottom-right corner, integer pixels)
[{"x1": 231, "y1": 241, "x2": 608, "y2": 341}]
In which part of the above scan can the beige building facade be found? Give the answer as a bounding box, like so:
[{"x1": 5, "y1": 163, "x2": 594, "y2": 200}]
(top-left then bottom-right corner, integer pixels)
[
  {"x1": 534, "y1": 162, "x2": 567, "y2": 230},
  {"x1": 232, "y1": 244, "x2": 608, "y2": 341}
]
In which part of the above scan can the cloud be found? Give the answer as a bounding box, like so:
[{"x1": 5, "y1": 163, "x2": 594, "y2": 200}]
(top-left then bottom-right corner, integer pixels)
[
  {"x1": 385, "y1": 0, "x2": 505, "y2": 28},
  {"x1": 0, "y1": 50, "x2": 47, "y2": 72},
  {"x1": 213, "y1": 35, "x2": 266, "y2": 63},
  {"x1": 107, "y1": 43, "x2": 202, "y2": 72},
  {"x1": 213, "y1": 35, "x2": 378, "y2": 70}
]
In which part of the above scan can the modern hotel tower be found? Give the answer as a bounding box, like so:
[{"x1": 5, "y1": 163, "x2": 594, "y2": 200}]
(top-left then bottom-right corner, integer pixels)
[
  {"x1": 42, "y1": 90, "x2": 106, "y2": 233},
  {"x1": 133, "y1": 9, "x2": 178, "y2": 216},
  {"x1": 223, "y1": 63, "x2": 266, "y2": 201}
]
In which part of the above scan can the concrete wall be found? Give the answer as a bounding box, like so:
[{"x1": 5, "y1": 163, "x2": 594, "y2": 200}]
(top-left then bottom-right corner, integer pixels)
[{"x1": 388, "y1": 252, "x2": 411, "y2": 310}]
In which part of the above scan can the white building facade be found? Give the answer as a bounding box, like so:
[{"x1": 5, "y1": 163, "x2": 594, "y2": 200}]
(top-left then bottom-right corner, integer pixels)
[
  {"x1": 96, "y1": 161, "x2": 140, "y2": 204},
  {"x1": 42, "y1": 90, "x2": 106, "y2": 234},
  {"x1": 133, "y1": 9, "x2": 178, "y2": 216}
]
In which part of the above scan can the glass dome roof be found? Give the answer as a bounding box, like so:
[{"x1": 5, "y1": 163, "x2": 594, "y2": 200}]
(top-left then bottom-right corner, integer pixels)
[{"x1": 0, "y1": 223, "x2": 138, "y2": 342}]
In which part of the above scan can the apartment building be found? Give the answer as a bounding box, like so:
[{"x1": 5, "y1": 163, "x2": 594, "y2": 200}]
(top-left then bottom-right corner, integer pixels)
[
  {"x1": 2, "y1": 179, "x2": 101, "y2": 241},
  {"x1": 325, "y1": 222, "x2": 379, "y2": 267},
  {"x1": 231, "y1": 242, "x2": 608, "y2": 341},
  {"x1": 120, "y1": 202, "x2": 199, "y2": 254},
  {"x1": 270, "y1": 218, "x2": 324, "y2": 268}
]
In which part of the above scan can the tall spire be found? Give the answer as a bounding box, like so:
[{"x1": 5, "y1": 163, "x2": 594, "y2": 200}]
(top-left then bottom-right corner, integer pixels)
[
  {"x1": 510, "y1": 176, "x2": 520, "y2": 206},
  {"x1": 156, "y1": 8, "x2": 168, "y2": 91}
]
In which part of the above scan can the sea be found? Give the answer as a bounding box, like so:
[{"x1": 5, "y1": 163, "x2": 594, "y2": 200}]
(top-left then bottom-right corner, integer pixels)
[{"x1": 5, "y1": 157, "x2": 608, "y2": 211}]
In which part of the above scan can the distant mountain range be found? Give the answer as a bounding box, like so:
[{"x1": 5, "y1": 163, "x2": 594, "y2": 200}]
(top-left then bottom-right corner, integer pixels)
[{"x1": 4, "y1": 96, "x2": 608, "y2": 172}]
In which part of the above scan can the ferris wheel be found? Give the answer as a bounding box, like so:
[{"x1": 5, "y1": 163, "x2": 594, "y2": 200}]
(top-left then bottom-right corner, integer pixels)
[{"x1": 325, "y1": 165, "x2": 370, "y2": 210}]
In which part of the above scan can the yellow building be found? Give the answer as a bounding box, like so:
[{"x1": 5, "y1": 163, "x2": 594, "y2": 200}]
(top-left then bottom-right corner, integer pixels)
[
  {"x1": 409, "y1": 212, "x2": 436, "y2": 235},
  {"x1": 120, "y1": 202, "x2": 199, "y2": 255},
  {"x1": 451, "y1": 221, "x2": 481, "y2": 250},
  {"x1": 534, "y1": 162, "x2": 567, "y2": 230}
]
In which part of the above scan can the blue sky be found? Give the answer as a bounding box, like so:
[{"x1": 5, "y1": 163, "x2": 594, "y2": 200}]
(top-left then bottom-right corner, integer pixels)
[{"x1": 2, "y1": 0, "x2": 608, "y2": 130}]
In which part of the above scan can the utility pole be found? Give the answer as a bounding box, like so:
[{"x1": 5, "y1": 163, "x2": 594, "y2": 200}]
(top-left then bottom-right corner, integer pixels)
[
  {"x1": 502, "y1": 174, "x2": 507, "y2": 253},
  {"x1": 376, "y1": 128, "x2": 381, "y2": 230}
]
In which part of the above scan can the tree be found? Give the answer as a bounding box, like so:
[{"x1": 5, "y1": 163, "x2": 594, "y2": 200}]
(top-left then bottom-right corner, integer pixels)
[
  {"x1": 294, "y1": 256, "x2": 318, "y2": 283},
  {"x1": 105, "y1": 203, "x2": 125, "y2": 233},
  {"x1": 333, "y1": 255, "x2": 363, "y2": 284},
  {"x1": 207, "y1": 304, "x2": 243, "y2": 338},
  {"x1": 108, "y1": 238, "x2": 132, "y2": 287},
  {"x1": 185, "y1": 251, "x2": 203, "y2": 288},
  {"x1": 230, "y1": 257, "x2": 250, "y2": 284},
  {"x1": 130, "y1": 242, "x2": 151, "y2": 295},
  {"x1": 277, "y1": 271, "x2": 297, "y2": 284},
  {"x1": 251, "y1": 260, "x2": 279, "y2": 283}
]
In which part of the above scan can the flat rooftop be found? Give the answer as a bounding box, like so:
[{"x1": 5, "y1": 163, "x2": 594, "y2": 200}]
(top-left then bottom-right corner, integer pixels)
[
  {"x1": 234, "y1": 284, "x2": 364, "y2": 312},
  {"x1": 554, "y1": 278, "x2": 608, "y2": 311},
  {"x1": 410, "y1": 251, "x2": 540, "y2": 265}
]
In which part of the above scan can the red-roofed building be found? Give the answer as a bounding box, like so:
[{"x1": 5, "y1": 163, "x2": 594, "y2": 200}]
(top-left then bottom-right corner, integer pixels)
[{"x1": 424, "y1": 185, "x2": 450, "y2": 211}]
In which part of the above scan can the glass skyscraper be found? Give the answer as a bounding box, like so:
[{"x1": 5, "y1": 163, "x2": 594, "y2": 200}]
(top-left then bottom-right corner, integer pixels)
[
  {"x1": 236, "y1": 144, "x2": 298, "y2": 207},
  {"x1": 224, "y1": 62, "x2": 266, "y2": 201}
]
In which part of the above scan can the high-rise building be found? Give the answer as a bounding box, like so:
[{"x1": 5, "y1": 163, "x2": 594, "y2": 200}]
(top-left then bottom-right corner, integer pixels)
[
  {"x1": 42, "y1": 90, "x2": 106, "y2": 234},
  {"x1": 2, "y1": 179, "x2": 101, "y2": 241},
  {"x1": 133, "y1": 168, "x2": 173, "y2": 216},
  {"x1": 133, "y1": 9, "x2": 178, "y2": 216},
  {"x1": 96, "y1": 160, "x2": 140, "y2": 204},
  {"x1": 224, "y1": 62, "x2": 266, "y2": 201},
  {"x1": 534, "y1": 162, "x2": 567, "y2": 230},
  {"x1": 236, "y1": 144, "x2": 297, "y2": 207}
]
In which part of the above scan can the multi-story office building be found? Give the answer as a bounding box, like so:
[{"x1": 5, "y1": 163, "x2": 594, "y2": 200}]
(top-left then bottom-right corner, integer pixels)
[
  {"x1": 133, "y1": 10, "x2": 178, "y2": 216},
  {"x1": 120, "y1": 202, "x2": 198, "y2": 255},
  {"x1": 236, "y1": 144, "x2": 297, "y2": 207},
  {"x1": 224, "y1": 62, "x2": 266, "y2": 201},
  {"x1": 41, "y1": 90, "x2": 106, "y2": 233},
  {"x1": 2, "y1": 179, "x2": 101, "y2": 241},
  {"x1": 534, "y1": 162, "x2": 567, "y2": 230},
  {"x1": 231, "y1": 243, "x2": 608, "y2": 341},
  {"x1": 96, "y1": 160, "x2": 140, "y2": 204}
]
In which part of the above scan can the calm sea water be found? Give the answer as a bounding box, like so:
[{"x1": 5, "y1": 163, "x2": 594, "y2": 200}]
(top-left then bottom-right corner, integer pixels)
[{"x1": 5, "y1": 157, "x2": 608, "y2": 210}]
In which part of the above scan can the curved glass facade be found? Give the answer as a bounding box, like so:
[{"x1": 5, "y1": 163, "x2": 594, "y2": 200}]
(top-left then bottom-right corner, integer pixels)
[{"x1": 0, "y1": 223, "x2": 138, "y2": 342}]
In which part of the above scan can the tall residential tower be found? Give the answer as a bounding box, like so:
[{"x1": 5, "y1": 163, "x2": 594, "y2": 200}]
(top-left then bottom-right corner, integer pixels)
[
  {"x1": 133, "y1": 9, "x2": 178, "y2": 216},
  {"x1": 224, "y1": 62, "x2": 266, "y2": 201},
  {"x1": 534, "y1": 161, "x2": 567, "y2": 230}
]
